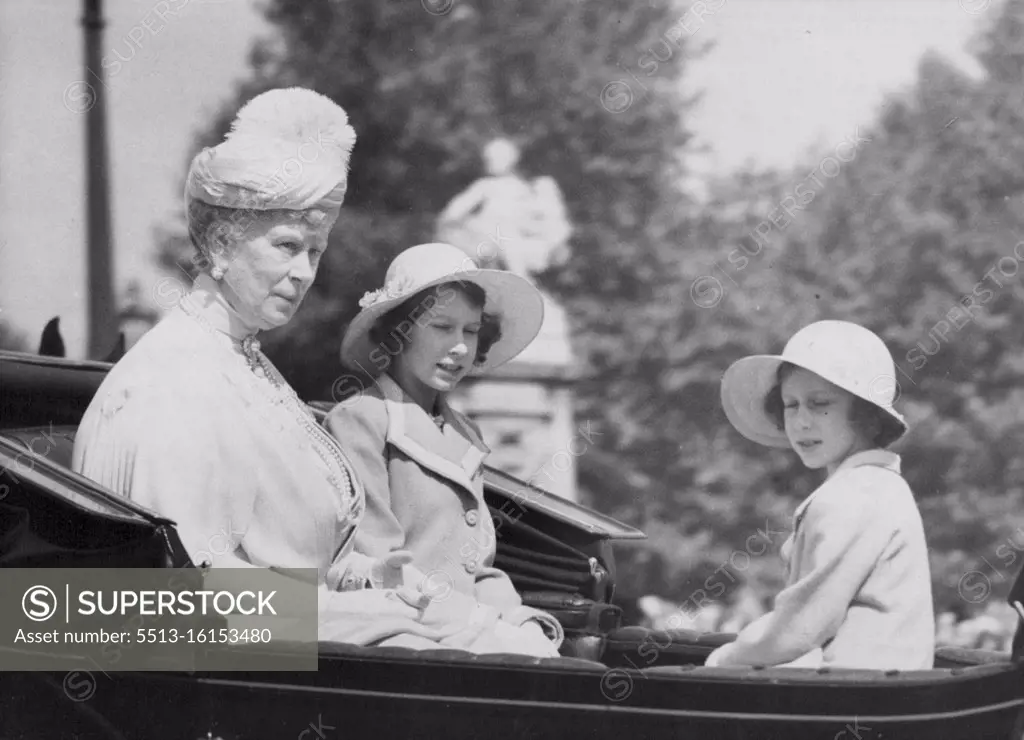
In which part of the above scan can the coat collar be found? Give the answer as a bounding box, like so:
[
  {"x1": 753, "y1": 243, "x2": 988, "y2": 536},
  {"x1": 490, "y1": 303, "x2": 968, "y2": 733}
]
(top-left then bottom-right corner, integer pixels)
[
  {"x1": 794, "y1": 448, "x2": 902, "y2": 523},
  {"x1": 376, "y1": 374, "x2": 490, "y2": 498},
  {"x1": 183, "y1": 273, "x2": 259, "y2": 343}
]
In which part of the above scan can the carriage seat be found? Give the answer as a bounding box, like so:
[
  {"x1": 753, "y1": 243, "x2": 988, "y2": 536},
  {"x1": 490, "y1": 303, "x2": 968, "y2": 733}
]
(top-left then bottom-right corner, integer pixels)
[{"x1": 0, "y1": 425, "x2": 79, "y2": 471}]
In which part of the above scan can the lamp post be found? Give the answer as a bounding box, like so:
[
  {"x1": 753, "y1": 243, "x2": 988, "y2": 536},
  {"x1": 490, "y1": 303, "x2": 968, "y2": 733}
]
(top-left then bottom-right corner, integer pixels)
[{"x1": 82, "y1": 0, "x2": 116, "y2": 360}]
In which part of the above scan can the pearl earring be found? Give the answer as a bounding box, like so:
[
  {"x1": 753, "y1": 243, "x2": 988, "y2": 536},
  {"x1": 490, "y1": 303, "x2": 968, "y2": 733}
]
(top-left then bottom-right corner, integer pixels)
[{"x1": 211, "y1": 266, "x2": 224, "y2": 280}]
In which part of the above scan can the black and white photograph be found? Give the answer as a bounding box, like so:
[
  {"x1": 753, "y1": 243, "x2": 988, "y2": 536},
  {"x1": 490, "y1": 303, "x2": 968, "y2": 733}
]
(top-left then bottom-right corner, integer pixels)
[{"x1": 2, "y1": 0, "x2": 1024, "y2": 737}]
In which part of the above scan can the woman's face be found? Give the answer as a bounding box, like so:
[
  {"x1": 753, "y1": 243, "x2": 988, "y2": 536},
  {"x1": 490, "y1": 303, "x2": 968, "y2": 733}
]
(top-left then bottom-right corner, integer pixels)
[
  {"x1": 781, "y1": 367, "x2": 870, "y2": 475},
  {"x1": 214, "y1": 209, "x2": 338, "y2": 332},
  {"x1": 392, "y1": 288, "x2": 482, "y2": 401}
]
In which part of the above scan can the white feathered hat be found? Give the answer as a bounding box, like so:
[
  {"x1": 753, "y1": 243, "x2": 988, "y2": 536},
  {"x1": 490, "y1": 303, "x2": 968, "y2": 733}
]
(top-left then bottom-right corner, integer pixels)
[{"x1": 185, "y1": 87, "x2": 356, "y2": 212}]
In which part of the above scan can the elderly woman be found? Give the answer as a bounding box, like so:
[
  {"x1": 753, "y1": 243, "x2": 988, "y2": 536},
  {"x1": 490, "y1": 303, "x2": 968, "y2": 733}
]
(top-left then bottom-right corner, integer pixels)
[
  {"x1": 325, "y1": 242, "x2": 564, "y2": 657},
  {"x1": 72, "y1": 89, "x2": 506, "y2": 651}
]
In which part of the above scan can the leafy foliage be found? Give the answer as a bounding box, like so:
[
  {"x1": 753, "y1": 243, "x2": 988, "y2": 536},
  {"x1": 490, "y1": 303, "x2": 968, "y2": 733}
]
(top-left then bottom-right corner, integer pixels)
[{"x1": 158, "y1": 0, "x2": 697, "y2": 397}]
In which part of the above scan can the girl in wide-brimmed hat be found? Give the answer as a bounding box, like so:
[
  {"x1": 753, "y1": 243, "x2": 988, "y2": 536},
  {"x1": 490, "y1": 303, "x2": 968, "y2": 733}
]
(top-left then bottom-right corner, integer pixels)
[
  {"x1": 339, "y1": 241, "x2": 544, "y2": 380},
  {"x1": 704, "y1": 320, "x2": 935, "y2": 670},
  {"x1": 325, "y1": 243, "x2": 565, "y2": 656}
]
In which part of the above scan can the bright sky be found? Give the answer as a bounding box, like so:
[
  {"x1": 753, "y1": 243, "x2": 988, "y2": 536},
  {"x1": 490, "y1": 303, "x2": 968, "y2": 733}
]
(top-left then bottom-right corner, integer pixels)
[
  {"x1": 684, "y1": 0, "x2": 985, "y2": 177},
  {"x1": 0, "y1": 0, "x2": 991, "y2": 358}
]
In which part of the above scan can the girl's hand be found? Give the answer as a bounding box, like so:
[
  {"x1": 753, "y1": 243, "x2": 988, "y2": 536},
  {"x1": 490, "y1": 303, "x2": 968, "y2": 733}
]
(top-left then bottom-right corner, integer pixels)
[{"x1": 370, "y1": 550, "x2": 415, "y2": 589}]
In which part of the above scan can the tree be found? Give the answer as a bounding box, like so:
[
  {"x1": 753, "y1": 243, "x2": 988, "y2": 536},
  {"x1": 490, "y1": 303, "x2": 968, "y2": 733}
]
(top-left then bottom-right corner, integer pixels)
[{"x1": 158, "y1": 0, "x2": 702, "y2": 402}]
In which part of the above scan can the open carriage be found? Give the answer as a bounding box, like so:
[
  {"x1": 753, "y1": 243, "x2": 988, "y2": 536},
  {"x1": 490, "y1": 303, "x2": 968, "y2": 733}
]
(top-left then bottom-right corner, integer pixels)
[{"x1": 1, "y1": 349, "x2": 1022, "y2": 740}]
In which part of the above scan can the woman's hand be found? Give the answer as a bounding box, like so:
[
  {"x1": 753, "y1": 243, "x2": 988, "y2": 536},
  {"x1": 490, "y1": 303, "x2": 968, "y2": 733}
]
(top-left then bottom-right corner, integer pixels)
[
  {"x1": 518, "y1": 619, "x2": 560, "y2": 657},
  {"x1": 370, "y1": 550, "x2": 415, "y2": 589},
  {"x1": 521, "y1": 619, "x2": 555, "y2": 644}
]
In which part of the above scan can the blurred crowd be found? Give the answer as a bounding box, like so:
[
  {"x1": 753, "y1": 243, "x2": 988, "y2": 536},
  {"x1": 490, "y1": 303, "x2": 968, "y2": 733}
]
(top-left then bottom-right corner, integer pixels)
[
  {"x1": 934, "y1": 603, "x2": 1021, "y2": 652},
  {"x1": 634, "y1": 592, "x2": 1021, "y2": 653}
]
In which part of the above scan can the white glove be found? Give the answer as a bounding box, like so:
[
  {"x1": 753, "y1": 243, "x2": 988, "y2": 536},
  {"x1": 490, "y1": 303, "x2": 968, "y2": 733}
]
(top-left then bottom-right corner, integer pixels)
[{"x1": 369, "y1": 550, "x2": 415, "y2": 589}]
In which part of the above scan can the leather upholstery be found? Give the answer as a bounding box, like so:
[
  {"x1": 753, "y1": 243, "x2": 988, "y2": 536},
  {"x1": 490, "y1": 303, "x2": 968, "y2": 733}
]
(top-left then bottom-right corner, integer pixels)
[
  {"x1": 317, "y1": 640, "x2": 608, "y2": 669},
  {"x1": 0, "y1": 425, "x2": 77, "y2": 469},
  {"x1": 602, "y1": 626, "x2": 738, "y2": 668}
]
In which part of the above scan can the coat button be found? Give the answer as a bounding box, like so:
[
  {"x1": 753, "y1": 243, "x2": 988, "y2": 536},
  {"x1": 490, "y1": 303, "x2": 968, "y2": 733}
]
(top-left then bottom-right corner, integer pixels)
[
  {"x1": 464, "y1": 560, "x2": 479, "y2": 574},
  {"x1": 465, "y1": 509, "x2": 479, "y2": 526}
]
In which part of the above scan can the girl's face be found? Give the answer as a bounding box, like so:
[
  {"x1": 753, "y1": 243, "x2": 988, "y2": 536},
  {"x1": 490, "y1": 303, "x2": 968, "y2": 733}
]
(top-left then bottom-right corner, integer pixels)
[
  {"x1": 392, "y1": 288, "x2": 482, "y2": 404},
  {"x1": 781, "y1": 367, "x2": 871, "y2": 475}
]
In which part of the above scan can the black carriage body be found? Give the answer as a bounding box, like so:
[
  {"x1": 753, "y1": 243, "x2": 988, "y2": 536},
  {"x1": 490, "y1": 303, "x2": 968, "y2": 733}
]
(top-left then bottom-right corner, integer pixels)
[{"x1": 1, "y1": 351, "x2": 1023, "y2": 740}]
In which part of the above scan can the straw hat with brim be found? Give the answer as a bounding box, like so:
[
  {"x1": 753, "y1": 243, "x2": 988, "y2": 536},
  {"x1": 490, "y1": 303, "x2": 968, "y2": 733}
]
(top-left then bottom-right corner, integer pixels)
[
  {"x1": 720, "y1": 320, "x2": 909, "y2": 449},
  {"x1": 341, "y1": 243, "x2": 544, "y2": 376}
]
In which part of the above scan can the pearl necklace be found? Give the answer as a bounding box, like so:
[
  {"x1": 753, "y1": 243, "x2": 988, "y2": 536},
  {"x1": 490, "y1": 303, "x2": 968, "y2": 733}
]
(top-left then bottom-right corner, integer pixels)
[{"x1": 178, "y1": 297, "x2": 360, "y2": 515}]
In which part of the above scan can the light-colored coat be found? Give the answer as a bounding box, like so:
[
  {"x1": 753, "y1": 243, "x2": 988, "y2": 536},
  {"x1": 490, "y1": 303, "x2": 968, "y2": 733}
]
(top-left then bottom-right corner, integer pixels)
[
  {"x1": 324, "y1": 374, "x2": 563, "y2": 644},
  {"x1": 705, "y1": 449, "x2": 935, "y2": 670}
]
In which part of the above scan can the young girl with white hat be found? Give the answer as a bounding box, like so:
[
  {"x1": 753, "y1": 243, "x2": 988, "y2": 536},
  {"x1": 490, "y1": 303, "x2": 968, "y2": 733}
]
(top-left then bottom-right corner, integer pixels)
[
  {"x1": 324, "y1": 242, "x2": 564, "y2": 657},
  {"x1": 704, "y1": 320, "x2": 935, "y2": 670}
]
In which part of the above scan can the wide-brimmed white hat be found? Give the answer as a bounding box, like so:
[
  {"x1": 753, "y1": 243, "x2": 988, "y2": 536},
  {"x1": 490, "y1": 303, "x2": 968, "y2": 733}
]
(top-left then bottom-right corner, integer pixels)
[
  {"x1": 720, "y1": 320, "x2": 909, "y2": 448},
  {"x1": 340, "y1": 243, "x2": 544, "y2": 376}
]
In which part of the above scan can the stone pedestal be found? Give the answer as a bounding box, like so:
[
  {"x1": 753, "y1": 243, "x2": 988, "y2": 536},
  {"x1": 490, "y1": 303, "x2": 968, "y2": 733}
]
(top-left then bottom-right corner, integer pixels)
[
  {"x1": 434, "y1": 152, "x2": 579, "y2": 501},
  {"x1": 449, "y1": 360, "x2": 579, "y2": 503}
]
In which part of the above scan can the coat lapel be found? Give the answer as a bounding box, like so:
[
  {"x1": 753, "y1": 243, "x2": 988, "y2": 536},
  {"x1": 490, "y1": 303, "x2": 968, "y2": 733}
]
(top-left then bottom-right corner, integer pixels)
[
  {"x1": 377, "y1": 375, "x2": 489, "y2": 498},
  {"x1": 793, "y1": 449, "x2": 902, "y2": 531}
]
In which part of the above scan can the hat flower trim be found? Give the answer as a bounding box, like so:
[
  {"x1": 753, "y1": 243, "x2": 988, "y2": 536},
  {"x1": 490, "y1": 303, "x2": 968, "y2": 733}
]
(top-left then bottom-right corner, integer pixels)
[{"x1": 358, "y1": 274, "x2": 419, "y2": 309}]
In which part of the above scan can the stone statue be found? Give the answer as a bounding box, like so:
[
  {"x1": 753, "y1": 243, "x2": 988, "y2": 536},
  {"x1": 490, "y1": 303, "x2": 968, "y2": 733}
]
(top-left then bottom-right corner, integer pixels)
[{"x1": 436, "y1": 138, "x2": 573, "y2": 366}]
